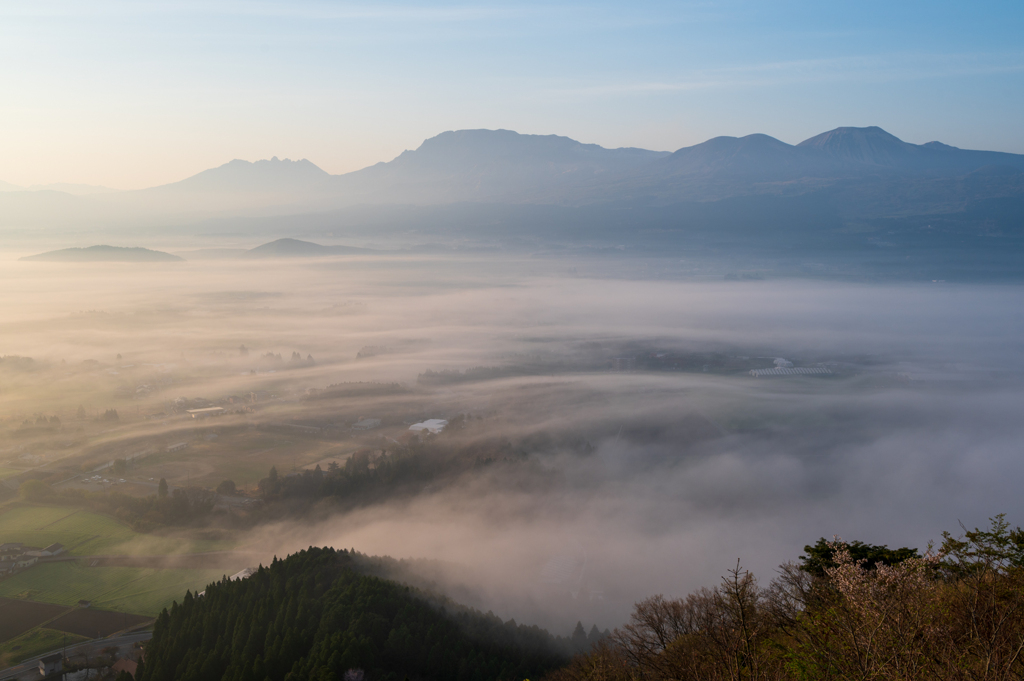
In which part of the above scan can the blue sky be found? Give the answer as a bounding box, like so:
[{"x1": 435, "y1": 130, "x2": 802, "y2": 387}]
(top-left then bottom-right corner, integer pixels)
[{"x1": 2, "y1": 0, "x2": 1022, "y2": 188}]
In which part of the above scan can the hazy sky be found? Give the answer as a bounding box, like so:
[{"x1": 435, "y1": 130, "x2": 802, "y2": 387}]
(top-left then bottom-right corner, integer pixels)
[{"x1": 2, "y1": 0, "x2": 1022, "y2": 189}]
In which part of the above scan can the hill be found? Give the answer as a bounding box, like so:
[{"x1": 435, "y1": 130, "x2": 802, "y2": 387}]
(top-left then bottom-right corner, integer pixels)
[
  {"x1": 241, "y1": 238, "x2": 375, "y2": 258},
  {"x1": 137, "y1": 547, "x2": 572, "y2": 681},
  {"x1": 20, "y1": 245, "x2": 184, "y2": 262}
]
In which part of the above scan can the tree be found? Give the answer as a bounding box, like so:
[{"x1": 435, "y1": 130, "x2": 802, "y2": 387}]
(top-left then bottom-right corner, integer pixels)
[
  {"x1": 216, "y1": 480, "x2": 236, "y2": 496},
  {"x1": 571, "y1": 621, "x2": 588, "y2": 651},
  {"x1": 940, "y1": 513, "x2": 1024, "y2": 573},
  {"x1": 19, "y1": 479, "x2": 51, "y2": 501},
  {"x1": 799, "y1": 537, "x2": 919, "y2": 577},
  {"x1": 113, "y1": 459, "x2": 128, "y2": 475},
  {"x1": 77, "y1": 404, "x2": 87, "y2": 419},
  {"x1": 158, "y1": 478, "x2": 168, "y2": 499}
]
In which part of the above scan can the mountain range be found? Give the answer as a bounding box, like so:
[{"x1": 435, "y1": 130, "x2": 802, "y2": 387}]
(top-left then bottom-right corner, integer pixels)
[
  {"x1": 10, "y1": 125, "x2": 1021, "y2": 209},
  {"x1": 121, "y1": 126, "x2": 1024, "y2": 208},
  {"x1": 3, "y1": 126, "x2": 1023, "y2": 278}
]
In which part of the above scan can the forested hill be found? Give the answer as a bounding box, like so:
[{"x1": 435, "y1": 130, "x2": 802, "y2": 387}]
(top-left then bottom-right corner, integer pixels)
[{"x1": 137, "y1": 547, "x2": 572, "y2": 681}]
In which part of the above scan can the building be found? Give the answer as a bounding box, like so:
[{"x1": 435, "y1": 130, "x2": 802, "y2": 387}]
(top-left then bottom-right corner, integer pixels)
[
  {"x1": 111, "y1": 658, "x2": 139, "y2": 678},
  {"x1": 166, "y1": 442, "x2": 188, "y2": 453},
  {"x1": 42, "y1": 542, "x2": 64, "y2": 557},
  {"x1": 0, "y1": 542, "x2": 24, "y2": 560},
  {"x1": 39, "y1": 653, "x2": 62, "y2": 677},
  {"x1": 408, "y1": 419, "x2": 448, "y2": 434},
  {"x1": 186, "y1": 407, "x2": 225, "y2": 419},
  {"x1": 26, "y1": 543, "x2": 65, "y2": 557}
]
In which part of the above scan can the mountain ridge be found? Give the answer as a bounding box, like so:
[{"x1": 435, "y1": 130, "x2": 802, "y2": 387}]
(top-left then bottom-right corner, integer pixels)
[
  {"x1": 140, "y1": 126, "x2": 1024, "y2": 207},
  {"x1": 242, "y1": 238, "x2": 376, "y2": 258},
  {"x1": 20, "y1": 245, "x2": 185, "y2": 262}
]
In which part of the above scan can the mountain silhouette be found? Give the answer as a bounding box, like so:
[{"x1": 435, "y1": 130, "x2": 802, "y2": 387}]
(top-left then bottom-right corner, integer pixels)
[
  {"x1": 242, "y1": 238, "x2": 375, "y2": 258},
  {"x1": 798, "y1": 126, "x2": 1024, "y2": 175},
  {"x1": 332, "y1": 129, "x2": 670, "y2": 203},
  {"x1": 21, "y1": 245, "x2": 184, "y2": 262},
  {"x1": 154, "y1": 157, "x2": 331, "y2": 193}
]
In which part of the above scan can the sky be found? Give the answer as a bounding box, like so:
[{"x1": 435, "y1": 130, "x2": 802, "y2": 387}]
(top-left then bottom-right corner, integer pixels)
[{"x1": 2, "y1": 0, "x2": 1023, "y2": 190}]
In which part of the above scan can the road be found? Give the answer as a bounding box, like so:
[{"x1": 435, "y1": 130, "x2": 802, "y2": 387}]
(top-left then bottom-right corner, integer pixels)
[{"x1": 0, "y1": 631, "x2": 151, "y2": 681}]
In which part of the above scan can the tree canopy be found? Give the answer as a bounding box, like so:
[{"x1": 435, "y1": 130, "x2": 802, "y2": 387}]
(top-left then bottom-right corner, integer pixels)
[{"x1": 138, "y1": 547, "x2": 571, "y2": 681}]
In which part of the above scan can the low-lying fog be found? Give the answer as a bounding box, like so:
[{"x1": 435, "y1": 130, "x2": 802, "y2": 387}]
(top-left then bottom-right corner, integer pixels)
[{"x1": 3, "y1": 250, "x2": 1024, "y2": 632}]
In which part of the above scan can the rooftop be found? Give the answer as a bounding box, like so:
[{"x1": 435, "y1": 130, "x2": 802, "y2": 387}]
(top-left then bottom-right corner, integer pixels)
[{"x1": 409, "y1": 419, "x2": 448, "y2": 434}]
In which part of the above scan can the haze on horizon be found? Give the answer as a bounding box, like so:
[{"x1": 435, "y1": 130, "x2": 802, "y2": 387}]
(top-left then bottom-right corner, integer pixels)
[{"x1": 2, "y1": 0, "x2": 1023, "y2": 189}]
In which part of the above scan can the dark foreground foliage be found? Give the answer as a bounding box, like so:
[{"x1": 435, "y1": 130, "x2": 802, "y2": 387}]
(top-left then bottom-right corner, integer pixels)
[
  {"x1": 138, "y1": 547, "x2": 569, "y2": 681},
  {"x1": 547, "y1": 515, "x2": 1024, "y2": 681}
]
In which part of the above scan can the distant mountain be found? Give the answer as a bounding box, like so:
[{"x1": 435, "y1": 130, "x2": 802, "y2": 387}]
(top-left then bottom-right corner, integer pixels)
[
  {"x1": 798, "y1": 126, "x2": 1024, "y2": 175},
  {"x1": 642, "y1": 133, "x2": 853, "y2": 187},
  {"x1": 21, "y1": 245, "x2": 184, "y2": 262},
  {"x1": 331, "y1": 129, "x2": 671, "y2": 203},
  {"x1": 151, "y1": 157, "x2": 331, "y2": 194},
  {"x1": 111, "y1": 157, "x2": 336, "y2": 214},
  {"x1": 242, "y1": 238, "x2": 375, "y2": 258},
  {"x1": 3, "y1": 126, "x2": 1023, "y2": 276},
  {"x1": 0, "y1": 179, "x2": 23, "y2": 192},
  {"x1": 318, "y1": 126, "x2": 1024, "y2": 206}
]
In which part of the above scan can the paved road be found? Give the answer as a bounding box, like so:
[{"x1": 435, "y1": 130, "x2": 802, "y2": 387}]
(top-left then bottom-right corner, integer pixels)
[{"x1": 0, "y1": 631, "x2": 151, "y2": 681}]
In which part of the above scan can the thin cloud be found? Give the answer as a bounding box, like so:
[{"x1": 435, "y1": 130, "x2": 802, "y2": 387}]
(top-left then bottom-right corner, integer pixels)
[{"x1": 548, "y1": 51, "x2": 1024, "y2": 98}]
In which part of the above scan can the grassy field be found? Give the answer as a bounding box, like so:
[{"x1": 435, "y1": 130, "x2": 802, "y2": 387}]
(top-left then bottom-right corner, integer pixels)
[
  {"x1": 0, "y1": 562, "x2": 229, "y2": 617},
  {"x1": 0, "y1": 505, "x2": 137, "y2": 555},
  {"x1": 0, "y1": 504, "x2": 238, "y2": 556},
  {"x1": 0, "y1": 466, "x2": 22, "y2": 481},
  {"x1": 0, "y1": 627, "x2": 89, "y2": 667}
]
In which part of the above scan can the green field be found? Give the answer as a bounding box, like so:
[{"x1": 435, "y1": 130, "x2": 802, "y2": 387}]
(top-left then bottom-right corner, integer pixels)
[
  {"x1": 0, "y1": 627, "x2": 88, "y2": 666},
  {"x1": 0, "y1": 562, "x2": 228, "y2": 617},
  {"x1": 0, "y1": 505, "x2": 137, "y2": 555},
  {"x1": 0, "y1": 504, "x2": 238, "y2": 556}
]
